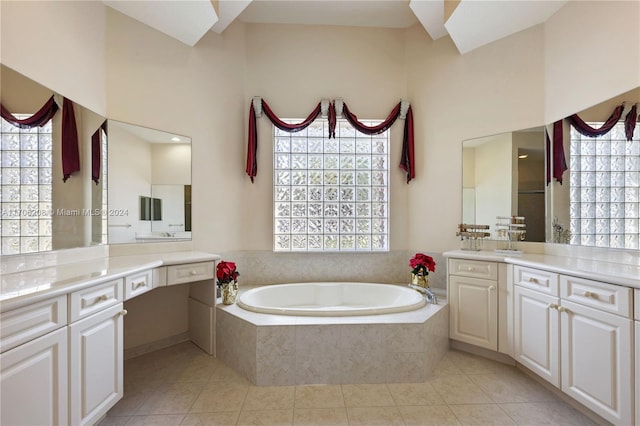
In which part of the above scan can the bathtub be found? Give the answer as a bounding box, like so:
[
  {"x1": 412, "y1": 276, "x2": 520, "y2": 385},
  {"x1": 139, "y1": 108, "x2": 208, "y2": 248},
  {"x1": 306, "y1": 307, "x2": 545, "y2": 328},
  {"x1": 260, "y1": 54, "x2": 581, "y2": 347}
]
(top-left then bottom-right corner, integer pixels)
[{"x1": 237, "y1": 282, "x2": 426, "y2": 316}]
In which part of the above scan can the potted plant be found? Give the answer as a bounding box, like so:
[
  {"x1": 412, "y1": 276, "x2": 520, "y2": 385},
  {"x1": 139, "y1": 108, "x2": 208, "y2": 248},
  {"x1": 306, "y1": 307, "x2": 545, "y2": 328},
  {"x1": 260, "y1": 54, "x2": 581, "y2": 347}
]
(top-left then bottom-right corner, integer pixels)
[
  {"x1": 217, "y1": 260, "x2": 239, "y2": 304},
  {"x1": 409, "y1": 253, "x2": 436, "y2": 288}
]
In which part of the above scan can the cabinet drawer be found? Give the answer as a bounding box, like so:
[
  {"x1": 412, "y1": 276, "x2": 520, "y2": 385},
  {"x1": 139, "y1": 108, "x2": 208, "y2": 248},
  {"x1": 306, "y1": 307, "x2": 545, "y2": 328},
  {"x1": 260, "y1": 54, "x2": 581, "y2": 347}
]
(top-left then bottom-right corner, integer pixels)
[
  {"x1": 124, "y1": 269, "x2": 153, "y2": 300},
  {"x1": 69, "y1": 278, "x2": 123, "y2": 323},
  {"x1": 166, "y1": 261, "x2": 214, "y2": 285},
  {"x1": 561, "y1": 275, "x2": 631, "y2": 318},
  {"x1": 448, "y1": 258, "x2": 498, "y2": 280},
  {"x1": 0, "y1": 295, "x2": 67, "y2": 353},
  {"x1": 513, "y1": 265, "x2": 559, "y2": 296}
]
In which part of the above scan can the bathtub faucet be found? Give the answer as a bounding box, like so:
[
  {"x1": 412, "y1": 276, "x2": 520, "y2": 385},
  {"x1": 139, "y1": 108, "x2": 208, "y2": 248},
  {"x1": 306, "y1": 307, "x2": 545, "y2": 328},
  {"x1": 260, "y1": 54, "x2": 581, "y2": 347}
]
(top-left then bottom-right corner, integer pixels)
[{"x1": 408, "y1": 284, "x2": 438, "y2": 304}]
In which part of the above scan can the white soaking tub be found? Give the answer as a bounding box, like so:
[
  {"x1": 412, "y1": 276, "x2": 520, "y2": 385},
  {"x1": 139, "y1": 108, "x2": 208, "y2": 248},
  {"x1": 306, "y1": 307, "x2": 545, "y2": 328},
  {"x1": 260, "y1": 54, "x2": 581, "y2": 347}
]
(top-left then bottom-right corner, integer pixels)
[{"x1": 237, "y1": 282, "x2": 426, "y2": 316}]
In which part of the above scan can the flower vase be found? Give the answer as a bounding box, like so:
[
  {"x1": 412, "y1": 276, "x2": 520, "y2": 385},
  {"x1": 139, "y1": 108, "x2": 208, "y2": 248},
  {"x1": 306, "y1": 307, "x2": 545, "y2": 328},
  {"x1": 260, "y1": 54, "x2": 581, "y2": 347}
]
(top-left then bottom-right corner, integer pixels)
[
  {"x1": 221, "y1": 281, "x2": 238, "y2": 305},
  {"x1": 411, "y1": 273, "x2": 429, "y2": 289}
]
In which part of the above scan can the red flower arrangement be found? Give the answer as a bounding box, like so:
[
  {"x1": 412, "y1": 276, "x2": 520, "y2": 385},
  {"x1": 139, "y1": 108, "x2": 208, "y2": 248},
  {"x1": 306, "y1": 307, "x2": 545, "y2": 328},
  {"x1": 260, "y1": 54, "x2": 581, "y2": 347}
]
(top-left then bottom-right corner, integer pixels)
[
  {"x1": 216, "y1": 260, "x2": 239, "y2": 287},
  {"x1": 409, "y1": 253, "x2": 436, "y2": 276}
]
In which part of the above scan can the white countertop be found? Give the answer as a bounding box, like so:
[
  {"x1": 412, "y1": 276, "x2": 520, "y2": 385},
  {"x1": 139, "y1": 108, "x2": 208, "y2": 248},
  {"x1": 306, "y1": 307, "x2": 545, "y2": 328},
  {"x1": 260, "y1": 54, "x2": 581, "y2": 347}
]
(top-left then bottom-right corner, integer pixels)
[
  {"x1": 0, "y1": 251, "x2": 220, "y2": 312},
  {"x1": 444, "y1": 250, "x2": 640, "y2": 288}
]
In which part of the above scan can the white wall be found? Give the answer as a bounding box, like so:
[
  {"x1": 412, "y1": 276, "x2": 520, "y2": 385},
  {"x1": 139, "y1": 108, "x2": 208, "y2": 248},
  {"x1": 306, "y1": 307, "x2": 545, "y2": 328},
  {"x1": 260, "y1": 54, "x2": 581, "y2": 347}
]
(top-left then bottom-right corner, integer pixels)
[
  {"x1": 107, "y1": 125, "x2": 152, "y2": 243},
  {"x1": 0, "y1": 0, "x2": 107, "y2": 116},
  {"x1": 475, "y1": 133, "x2": 513, "y2": 235},
  {"x1": 544, "y1": 1, "x2": 640, "y2": 122}
]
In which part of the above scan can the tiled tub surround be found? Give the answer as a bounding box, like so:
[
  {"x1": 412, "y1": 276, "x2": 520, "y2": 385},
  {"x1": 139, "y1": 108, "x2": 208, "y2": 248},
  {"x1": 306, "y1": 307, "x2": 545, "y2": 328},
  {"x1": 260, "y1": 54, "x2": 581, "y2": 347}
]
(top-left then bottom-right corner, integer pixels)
[
  {"x1": 216, "y1": 288, "x2": 449, "y2": 386},
  {"x1": 218, "y1": 250, "x2": 447, "y2": 290}
]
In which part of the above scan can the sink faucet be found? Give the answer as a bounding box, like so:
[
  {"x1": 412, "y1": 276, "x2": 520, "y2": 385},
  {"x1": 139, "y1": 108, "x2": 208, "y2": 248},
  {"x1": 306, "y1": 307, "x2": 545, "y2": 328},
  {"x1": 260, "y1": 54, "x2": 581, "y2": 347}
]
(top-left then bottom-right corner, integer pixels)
[{"x1": 408, "y1": 284, "x2": 438, "y2": 304}]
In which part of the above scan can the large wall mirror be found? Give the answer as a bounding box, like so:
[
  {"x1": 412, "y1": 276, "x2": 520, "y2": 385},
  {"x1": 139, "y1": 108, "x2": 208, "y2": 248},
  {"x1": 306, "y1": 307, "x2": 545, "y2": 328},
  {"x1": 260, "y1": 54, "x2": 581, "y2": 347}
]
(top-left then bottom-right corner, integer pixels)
[
  {"x1": 0, "y1": 64, "x2": 193, "y2": 256},
  {"x1": 462, "y1": 86, "x2": 640, "y2": 249},
  {"x1": 107, "y1": 121, "x2": 191, "y2": 244},
  {"x1": 462, "y1": 127, "x2": 546, "y2": 242},
  {"x1": 1, "y1": 64, "x2": 107, "y2": 255}
]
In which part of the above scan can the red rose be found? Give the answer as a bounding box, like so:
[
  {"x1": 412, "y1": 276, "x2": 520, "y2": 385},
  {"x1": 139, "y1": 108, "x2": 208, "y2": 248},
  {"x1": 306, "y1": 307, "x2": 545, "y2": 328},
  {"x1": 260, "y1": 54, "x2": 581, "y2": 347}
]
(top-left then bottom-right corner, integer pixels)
[
  {"x1": 409, "y1": 253, "x2": 436, "y2": 274},
  {"x1": 216, "y1": 260, "x2": 239, "y2": 284}
]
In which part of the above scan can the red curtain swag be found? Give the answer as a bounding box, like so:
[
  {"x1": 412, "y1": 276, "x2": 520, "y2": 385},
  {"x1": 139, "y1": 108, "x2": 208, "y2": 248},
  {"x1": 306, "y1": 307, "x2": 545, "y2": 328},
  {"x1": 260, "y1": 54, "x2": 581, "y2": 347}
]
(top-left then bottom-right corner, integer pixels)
[
  {"x1": 92, "y1": 121, "x2": 107, "y2": 185},
  {"x1": 0, "y1": 95, "x2": 59, "y2": 128},
  {"x1": 549, "y1": 103, "x2": 639, "y2": 184},
  {"x1": 546, "y1": 120, "x2": 568, "y2": 185},
  {"x1": 246, "y1": 98, "x2": 415, "y2": 183},
  {"x1": 1, "y1": 95, "x2": 80, "y2": 183}
]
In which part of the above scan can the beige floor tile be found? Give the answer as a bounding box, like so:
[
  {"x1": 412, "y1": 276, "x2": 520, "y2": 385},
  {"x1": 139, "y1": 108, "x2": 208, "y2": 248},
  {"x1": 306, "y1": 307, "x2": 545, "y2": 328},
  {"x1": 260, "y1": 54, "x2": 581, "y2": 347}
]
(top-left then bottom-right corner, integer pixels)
[
  {"x1": 387, "y1": 382, "x2": 446, "y2": 406},
  {"x1": 135, "y1": 382, "x2": 205, "y2": 415},
  {"x1": 398, "y1": 405, "x2": 462, "y2": 426},
  {"x1": 294, "y1": 385, "x2": 345, "y2": 409},
  {"x1": 292, "y1": 407, "x2": 349, "y2": 426},
  {"x1": 98, "y1": 416, "x2": 133, "y2": 426},
  {"x1": 124, "y1": 414, "x2": 185, "y2": 425},
  {"x1": 499, "y1": 402, "x2": 599, "y2": 425},
  {"x1": 341, "y1": 384, "x2": 395, "y2": 407},
  {"x1": 469, "y1": 371, "x2": 559, "y2": 403},
  {"x1": 445, "y1": 351, "x2": 516, "y2": 375},
  {"x1": 448, "y1": 404, "x2": 516, "y2": 425},
  {"x1": 180, "y1": 411, "x2": 239, "y2": 425},
  {"x1": 243, "y1": 386, "x2": 296, "y2": 410},
  {"x1": 210, "y1": 362, "x2": 252, "y2": 384},
  {"x1": 431, "y1": 357, "x2": 464, "y2": 377},
  {"x1": 236, "y1": 409, "x2": 293, "y2": 425},
  {"x1": 346, "y1": 406, "x2": 405, "y2": 425},
  {"x1": 189, "y1": 381, "x2": 249, "y2": 413},
  {"x1": 429, "y1": 375, "x2": 492, "y2": 405}
]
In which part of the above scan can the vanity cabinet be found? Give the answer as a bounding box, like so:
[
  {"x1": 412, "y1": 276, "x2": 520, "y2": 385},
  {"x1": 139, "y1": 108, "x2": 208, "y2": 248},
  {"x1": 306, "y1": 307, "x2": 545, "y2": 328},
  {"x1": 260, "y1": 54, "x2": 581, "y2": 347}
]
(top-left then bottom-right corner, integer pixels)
[
  {"x1": 514, "y1": 265, "x2": 633, "y2": 425},
  {"x1": 0, "y1": 327, "x2": 68, "y2": 425},
  {"x1": 447, "y1": 257, "x2": 512, "y2": 355},
  {"x1": 69, "y1": 302, "x2": 125, "y2": 425}
]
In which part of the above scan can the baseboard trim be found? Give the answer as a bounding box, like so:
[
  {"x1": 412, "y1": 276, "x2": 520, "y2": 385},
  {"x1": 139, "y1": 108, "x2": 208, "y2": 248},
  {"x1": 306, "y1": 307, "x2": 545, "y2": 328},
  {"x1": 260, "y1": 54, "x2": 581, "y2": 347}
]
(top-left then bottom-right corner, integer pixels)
[
  {"x1": 124, "y1": 332, "x2": 190, "y2": 360},
  {"x1": 450, "y1": 340, "x2": 516, "y2": 366}
]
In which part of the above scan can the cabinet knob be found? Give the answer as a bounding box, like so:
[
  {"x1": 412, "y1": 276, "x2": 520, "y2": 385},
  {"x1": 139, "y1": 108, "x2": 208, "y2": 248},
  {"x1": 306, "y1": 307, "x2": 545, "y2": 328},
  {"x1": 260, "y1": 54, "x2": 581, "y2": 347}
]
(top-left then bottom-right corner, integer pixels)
[
  {"x1": 488, "y1": 285, "x2": 495, "y2": 291},
  {"x1": 467, "y1": 267, "x2": 474, "y2": 272},
  {"x1": 190, "y1": 270, "x2": 197, "y2": 275},
  {"x1": 120, "y1": 309, "x2": 128, "y2": 317}
]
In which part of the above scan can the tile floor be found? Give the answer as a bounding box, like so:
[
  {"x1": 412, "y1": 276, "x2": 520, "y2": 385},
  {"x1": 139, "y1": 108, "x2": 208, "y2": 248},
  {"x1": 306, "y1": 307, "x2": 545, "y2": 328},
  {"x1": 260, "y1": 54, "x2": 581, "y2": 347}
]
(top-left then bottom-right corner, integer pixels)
[{"x1": 99, "y1": 341, "x2": 598, "y2": 426}]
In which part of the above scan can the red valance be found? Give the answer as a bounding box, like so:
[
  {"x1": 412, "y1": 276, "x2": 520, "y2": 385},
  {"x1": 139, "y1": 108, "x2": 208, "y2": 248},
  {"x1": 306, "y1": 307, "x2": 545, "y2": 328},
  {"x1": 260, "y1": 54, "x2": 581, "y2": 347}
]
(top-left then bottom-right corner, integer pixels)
[
  {"x1": 92, "y1": 121, "x2": 107, "y2": 185},
  {"x1": 1, "y1": 95, "x2": 80, "y2": 183},
  {"x1": 246, "y1": 97, "x2": 415, "y2": 183},
  {"x1": 1, "y1": 95, "x2": 59, "y2": 128},
  {"x1": 549, "y1": 103, "x2": 639, "y2": 184}
]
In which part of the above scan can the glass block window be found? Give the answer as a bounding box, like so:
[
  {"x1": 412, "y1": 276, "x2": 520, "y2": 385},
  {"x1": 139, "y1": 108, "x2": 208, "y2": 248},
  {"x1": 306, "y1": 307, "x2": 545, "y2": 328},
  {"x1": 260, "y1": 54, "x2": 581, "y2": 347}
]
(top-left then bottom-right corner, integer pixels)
[
  {"x1": 0, "y1": 115, "x2": 53, "y2": 255},
  {"x1": 274, "y1": 118, "x2": 389, "y2": 251},
  {"x1": 569, "y1": 122, "x2": 640, "y2": 249}
]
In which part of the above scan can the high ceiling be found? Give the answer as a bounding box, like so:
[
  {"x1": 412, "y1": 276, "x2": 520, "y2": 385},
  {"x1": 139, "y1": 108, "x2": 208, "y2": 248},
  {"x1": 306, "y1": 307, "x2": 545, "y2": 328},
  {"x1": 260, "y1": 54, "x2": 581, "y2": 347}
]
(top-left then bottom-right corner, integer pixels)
[{"x1": 103, "y1": 0, "x2": 568, "y2": 54}]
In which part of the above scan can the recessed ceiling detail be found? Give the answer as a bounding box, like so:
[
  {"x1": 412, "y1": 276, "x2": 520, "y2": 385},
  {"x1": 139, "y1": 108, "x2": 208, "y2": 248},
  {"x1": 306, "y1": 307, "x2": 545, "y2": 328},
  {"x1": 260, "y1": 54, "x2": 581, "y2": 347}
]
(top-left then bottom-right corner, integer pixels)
[{"x1": 103, "y1": 0, "x2": 569, "y2": 54}]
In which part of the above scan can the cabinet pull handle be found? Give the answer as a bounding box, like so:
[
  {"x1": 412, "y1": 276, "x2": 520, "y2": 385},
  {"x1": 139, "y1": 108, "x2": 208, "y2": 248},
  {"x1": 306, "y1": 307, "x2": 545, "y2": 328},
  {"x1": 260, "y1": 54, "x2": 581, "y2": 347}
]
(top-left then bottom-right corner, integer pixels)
[
  {"x1": 528, "y1": 277, "x2": 539, "y2": 284},
  {"x1": 134, "y1": 281, "x2": 146, "y2": 289},
  {"x1": 583, "y1": 291, "x2": 593, "y2": 298},
  {"x1": 120, "y1": 309, "x2": 128, "y2": 317},
  {"x1": 547, "y1": 303, "x2": 558, "y2": 310},
  {"x1": 557, "y1": 306, "x2": 567, "y2": 313},
  {"x1": 98, "y1": 295, "x2": 108, "y2": 302}
]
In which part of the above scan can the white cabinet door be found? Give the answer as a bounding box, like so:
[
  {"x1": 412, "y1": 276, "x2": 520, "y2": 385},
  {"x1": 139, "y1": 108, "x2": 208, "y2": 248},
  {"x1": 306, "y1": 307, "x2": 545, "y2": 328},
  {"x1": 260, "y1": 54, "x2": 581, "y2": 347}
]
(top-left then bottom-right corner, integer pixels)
[
  {"x1": 449, "y1": 275, "x2": 498, "y2": 350},
  {"x1": 560, "y1": 300, "x2": 633, "y2": 425},
  {"x1": 1, "y1": 327, "x2": 68, "y2": 426},
  {"x1": 69, "y1": 303, "x2": 125, "y2": 426},
  {"x1": 514, "y1": 285, "x2": 560, "y2": 386}
]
